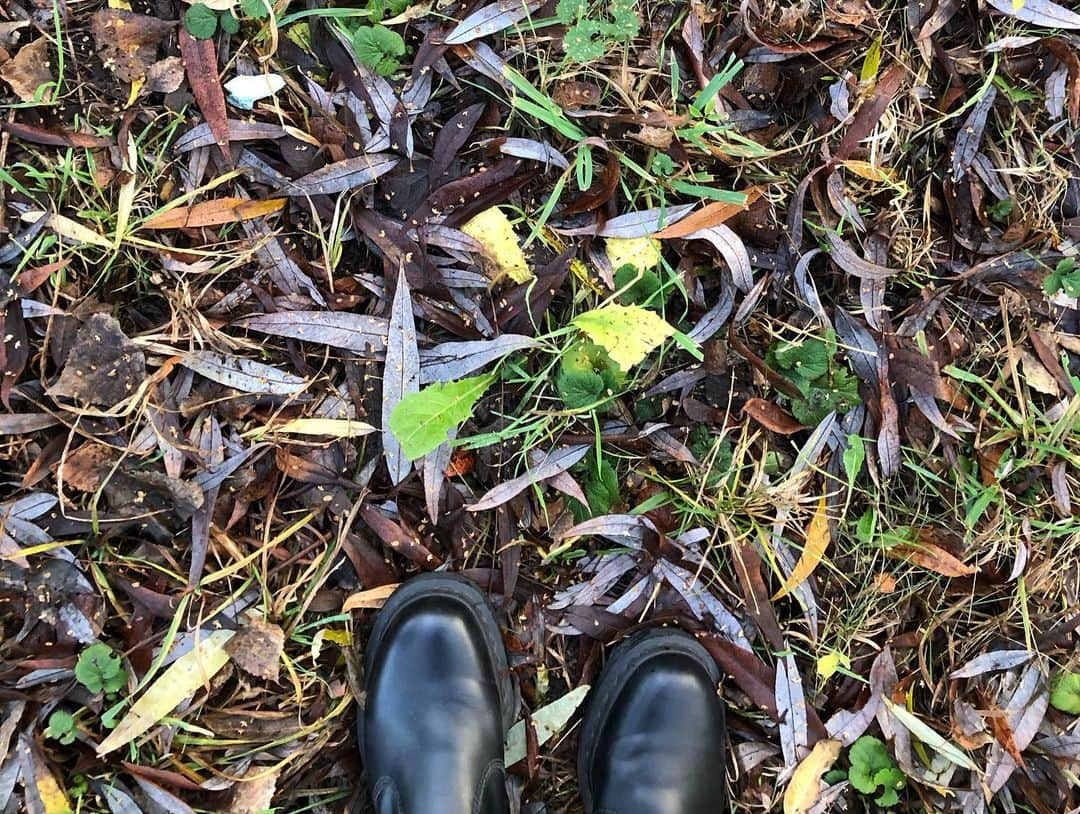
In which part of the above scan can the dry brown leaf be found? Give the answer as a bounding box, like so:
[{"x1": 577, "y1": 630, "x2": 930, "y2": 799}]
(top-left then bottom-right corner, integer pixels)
[
  {"x1": 144, "y1": 197, "x2": 286, "y2": 230},
  {"x1": 91, "y1": 9, "x2": 174, "y2": 84},
  {"x1": 773, "y1": 495, "x2": 830, "y2": 600},
  {"x1": 226, "y1": 618, "x2": 286, "y2": 682},
  {"x1": 57, "y1": 443, "x2": 117, "y2": 491},
  {"x1": 342, "y1": 583, "x2": 400, "y2": 611},
  {"x1": 46, "y1": 314, "x2": 147, "y2": 408},
  {"x1": 145, "y1": 56, "x2": 185, "y2": 94},
  {"x1": 1, "y1": 38, "x2": 53, "y2": 102},
  {"x1": 888, "y1": 529, "x2": 976, "y2": 577},
  {"x1": 229, "y1": 766, "x2": 279, "y2": 814},
  {"x1": 654, "y1": 187, "x2": 763, "y2": 239},
  {"x1": 742, "y1": 397, "x2": 805, "y2": 435},
  {"x1": 783, "y1": 738, "x2": 841, "y2": 814}
]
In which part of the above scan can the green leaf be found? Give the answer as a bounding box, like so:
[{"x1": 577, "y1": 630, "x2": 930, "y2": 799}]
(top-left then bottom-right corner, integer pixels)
[
  {"x1": 389, "y1": 374, "x2": 495, "y2": 460},
  {"x1": 572, "y1": 304, "x2": 676, "y2": 371},
  {"x1": 584, "y1": 459, "x2": 620, "y2": 515},
  {"x1": 614, "y1": 264, "x2": 664, "y2": 308},
  {"x1": 860, "y1": 36, "x2": 882, "y2": 83},
  {"x1": 75, "y1": 643, "x2": 126, "y2": 695},
  {"x1": 183, "y1": 3, "x2": 219, "y2": 39},
  {"x1": 1050, "y1": 671, "x2": 1080, "y2": 714},
  {"x1": 219, "y1": 11, "x2": 240, "y2": 33},
  {"x1": 240, "y1": 0, "x2": 270, "y2": 19},
  {"x1": 769, "y1": 337, "x2": 830, "y2": 387},
  {"x1": 45, "y1": 710, "x2": 77, "y2": 745},
  {"x1": 352, "y1": 25, "x2": 406, "y2": 76},
  {"x1": 556, "y1": 367, "x2": 606, "y2": 410},
  {"x1": 848, "y1": 735, "x2": 895, "y2": 795},
  {"x1": 843, "y1": 434, "x2": 865, "y2": 486},
  {"x1": 564, "y1": 19, "x2": 607, "y2": 63},
  {"x1": 603, "y1": 0, "x2": 640, "y2": 40},
  {"x1": 555, "y1": 0, "x2": 587, "y2": 24}
]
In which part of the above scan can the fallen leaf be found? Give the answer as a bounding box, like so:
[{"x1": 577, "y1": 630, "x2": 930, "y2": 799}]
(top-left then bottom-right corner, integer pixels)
[
  {"x1": 887, "y1": 531, "x2": 976, "y2": 578},
  {"x1": 742, "y1": 397, "x2": 805, "y2": 434},
  {"x1": 605, "y1": 236, "x2": 661, "y2": 272},
  {"x1": 178, "y1": 29, "x2": 231, "y2": 162},
  {"x1": 382, "y1": 266, "x2": 421, "y2": 483},
  {"x1": 773, "y1": 496, "x2": 830, "y2": 600},
  {"x1": 783, "y1": 738, "x2": 841, "y2": 814},
  {"x1": 19, "y1": 733, "x2": 72, "y2": 814},
  {"x1": 882, "y1": 698, "x2": 977, "y2": 770},
  {"x1": 47, "y1": 314, "x2": 147, "y2": 408},
  {"x1": 180, "y1": 350, "x2": 308, "y2": 396},
  {"x1": 504, "y1": 685, "x2": 590, "y2": 766},
  {"x1": 143, "y1": 197, "x2": 285, "y2": 230},
  {"x1": 90, "y1": 9, "x2": 174, "y2": 84},
  {"x1": 225, "y1": 619, "x2": 284, "y2": 682},
  {"x1": 228, "y1": 766, "x2": 278, "y2": 814},
  {"x1": 0, "y1": 37, "x2": 53, "y2": 102},
  {"x1": 654, "y1": 190, "x2": 761, "y2": 238},
  {"x1": 986, "y1": 0, "x2": 1080, "y2": 29},
  {"x1": 57, "y1": 443, "x2": 116, "y2": 491},
  {"x1": 572, "y1": 304, "x2": 677, "y2": 371},
  {"x1": 97, "y1": 629, "x2": 234, "y2": 755},
  {"x1": 460, "y1": 207, "x2": 533, "y2": 283},
  {"x1": 145, "y1": 56, "x2": 185, "y2": 93},
  {"x1": 342, "y1": 583, "x2": 400, "y2": 611}
]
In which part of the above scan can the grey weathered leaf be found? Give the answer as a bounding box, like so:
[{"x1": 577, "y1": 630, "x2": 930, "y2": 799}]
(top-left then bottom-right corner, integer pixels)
[
  {"x1": 423, "y1": 430, "x2": 455, "y2": 522},
  {"x1": 99, "y1": 783, "x2": 142, "y2": 814},
  {"x1": 823, "y1": 232, "x2": 897, "y2": 280},
  {"x1": 530, "y1": 449, "x2": 588, "y2": 505},
  {"x1": 986, "y1": 0, "x2": 1080, "y2": 29},
  {"x1": 174, "y1": 120, "x2": 286, "y2": 153},
  {"x1": 951, "y1": 86, "x2": 997, "y2": 182},
  {"x1": 236, "y1": 311, "x2": 389, "y2": 356},
  {"x1": 986, "y1": 662, "x2": 1049, "y2": 791},
  {"x1": 450, "y1": 42, "x2": 512, "y2": 89},
  {"x1": 826, "y1": 648, "x2": 893, "y2": 745},
  {"x1": 833, "y1": 308, "x2": 880, "y2": 384},
  {"x1": 382, "y1": 266, "x2": 420, "y2": 485},
  {"x1": 596, "y1": 204, "x2": 696, "y2": 238},
  {"x1": 682, "y1": 223, "x2": 753, "y2": 291},
  {"x1": 240, "y1": 216, "x2": 325, "y2": 305},
  {"x1": 557, "y1": 514, "x2": 656, "y2": 549},
  {"x1": 131, "y1": 776, "x2": 198, "y2": 814},
  {"x1": 826, "y1": 171, "x2": 864, "y2": 230},
  {"x1": 419, "y1": 335, "x2": 539, "y2": 384},
  {"x1": 877, "y1": 377, "x2": 902, "y2": 478},
  {"x1": 775, "y1": 652, "x2": 809, "y2": 769},
  {"x1": 283, "y1": 154, "x2": 399, "y2": 196},
  {"x1": 444, "y1": 0, "x2": 543, "y2": 44},
  {"x1": 549, "y1": 553, "x2": 638, "y2": 611},
  {"x1": 687, "y1": 287, "x2": 734, "y2": 343},
  {"x1": 180, "y1": 351, "x2": 308, "y2": 395},
  {"x1": 468, "y1": 445, "x2": 589, "y2": 511},
  {"x1": 949, "y1": 649, "x2": 1033, "y2": 679},
  {"x1": 658, "y1": 560, "x2": 752, "y2": 652},
  {"x1": 1052, "y1": 461, "x2": 1071, "y2": 514},
  {"x1": 189, "y1": 414, "x2": 223, "y2": 587},
  {"x1": 484, "y1": 137, "x2": 570, "y2": 169}
]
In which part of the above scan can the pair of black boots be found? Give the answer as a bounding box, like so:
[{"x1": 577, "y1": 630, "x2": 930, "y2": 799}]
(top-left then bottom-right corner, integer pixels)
[{"x1": 359, "y1": 574, "x2": 727, "y2": 814}]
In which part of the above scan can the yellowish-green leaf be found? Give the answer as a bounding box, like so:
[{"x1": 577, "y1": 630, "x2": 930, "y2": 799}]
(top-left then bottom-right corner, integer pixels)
[
  {"x1": 96, "y1": 629, "x2": 234, "y2": 755},
  {"x1": 816, "y1": 650, "x2": 850, "y2": 680},
  {"x1": 882, "y1": 698, "x2": 976, "y2": 770},
  {"x1": 861, "y1": 36, "x2": 882, "y2": 84},
  {"x1": 784, "y1": 738, "x2": 841, "y2": 814},
  {"x1": 504, "y1": 685, "x2": 590, "y2": 766},
  {"x1": 571, "y1": 304, "x2": 676, "y2": 371},
  {"x1": 113, "y1": 131, "x2": 137, "y2": 249},
  {"x1": 22, "y1": 210, "x2": 111, "y2": 249},
  {"x1": 460, "y1": 207, "x2": 533, "y2": 283},
  {"x1": 773, "y1": 495, "x2": 830, "y2": 600},
  {"x1": 605, "y1": 236, "x2": 661, "y2": 273}
]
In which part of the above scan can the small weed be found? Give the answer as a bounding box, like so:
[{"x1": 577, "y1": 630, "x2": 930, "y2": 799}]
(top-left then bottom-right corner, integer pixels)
[
  {"x1": 74, "y1": 643, "x2": 127, "y2": 695},
  {"x1": 1043, "y1": 257, "x2": 1080, "y2": 298},
  {"x1": 847, "y1": 735, "x2": 906, "y2": 808},
  {"x1": 45, "y1": 709, "x2": 78, "y2": 745},
  {"x1": 767, "y1": 330, "x2": 860, "y2": 425},
  {"x1": 557, "y1": 0, "x2": 640, "y2": 63},
  {"x1": 555, "y1": 339, "x2": 625, "y2": 410},
  {"x1": 1050, "y1": 671, "x2": 1080, "y2": 714}
]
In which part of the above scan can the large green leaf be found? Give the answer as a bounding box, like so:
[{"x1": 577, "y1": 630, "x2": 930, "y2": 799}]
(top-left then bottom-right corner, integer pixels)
[
  {"x1": 389, "y1": 374, "x2": 494, "y2": 460},
  {"x1": 571, "y1": 304, "x2": 677, "y2": 371}
]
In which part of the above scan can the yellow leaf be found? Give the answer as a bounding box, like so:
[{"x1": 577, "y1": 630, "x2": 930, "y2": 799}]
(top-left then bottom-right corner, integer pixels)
[
  {"x1": 816, "y1": 650, "x2": 850, "y2": 680},
  {"x1": 460, "y1": 207, "x2": 533, "y2": 284},
  {"x1": 861, "y1": 37, "x2": 882, "y2": 84},
  {"x1": 572, "y1": 304, "x2": 676, "y2": 371},
  {"x1": 605, "y1": 236, "x2": 661, "y2": 273},
  {"x1": 21, "y1": 734, "x2": 72, "y2": 814},
  {"x1": 773, "y1": 495, "x2": 830, "y2": 600},
  {"x1": 96, "y1": 629, "x2": 234, "y2": 755},
  {"x1": 783, "y1": 738, "x2": 841, "y2": 814},
  {"x1": 840, "y1": 160, "x2": 896, "y2": 183}
]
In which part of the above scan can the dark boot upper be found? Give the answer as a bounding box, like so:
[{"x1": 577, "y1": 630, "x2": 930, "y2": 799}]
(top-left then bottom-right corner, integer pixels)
[
  {"x1": 360, "y1": 575, "x2": 511, "y2": 814},
  {"x1": 579, "y1": 630, "x2": 727, "y2": 814}
]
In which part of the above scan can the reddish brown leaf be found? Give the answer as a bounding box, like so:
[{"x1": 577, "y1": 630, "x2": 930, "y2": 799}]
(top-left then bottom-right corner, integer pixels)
[
  {"x1": 143, "y1": 197, "x2": 285, "y2": 229},
  {"x1": 654, "y1": 188, "x2": 762, "y2": 239},
  {"x1": 888, "y1": 529, "x2": 977, "y2": 577},
  {"x1": 833, "y1": 64, "x2": 906, "y2": 163},
  {"x1": 742, "y1": 397, "x2": 805, "y2": 435},
  {"x1": 178, "y1": 29, "x2": 231, "y2": 163}
]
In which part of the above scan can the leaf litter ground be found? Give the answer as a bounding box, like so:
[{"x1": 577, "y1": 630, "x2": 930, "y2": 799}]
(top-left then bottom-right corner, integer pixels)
[{"x1": 2, "y1": 0, "x2": 1080, "y2": 812}]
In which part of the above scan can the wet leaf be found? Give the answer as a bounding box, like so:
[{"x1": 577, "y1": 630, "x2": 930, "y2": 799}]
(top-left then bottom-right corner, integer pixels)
[
  {"x1": 47, "y1": 314, "x2": 147, "y2": 408},
  {"x1": 178, "y1": 30, "x2": 231, "y2": 162},
  {"x1": 91, "y1": 9, "x2": 174, "y2": 84},
  {"x1": 97, "y1": 629, "x2": 234, "y2": 755},
  {"x1": 1, "y1": 38, "x2": 53, "y2": 103}
]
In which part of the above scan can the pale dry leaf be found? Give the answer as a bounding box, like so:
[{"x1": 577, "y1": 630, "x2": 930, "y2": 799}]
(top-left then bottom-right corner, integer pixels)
[
  {"x1": 0, "y1": 37, "x2": 53, "y2": 102},
  {"x1": 225, "y1": 619, "x2": 285, "y2": 682}
]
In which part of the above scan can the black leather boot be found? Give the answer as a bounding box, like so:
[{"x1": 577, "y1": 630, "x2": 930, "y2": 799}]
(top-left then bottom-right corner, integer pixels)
[
  {"x1": 578, "y1": 629, "x2": 728, "y2": 814},
  {"x1": 359, "y1": 573, "x2": 513, "y2": 814}
]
